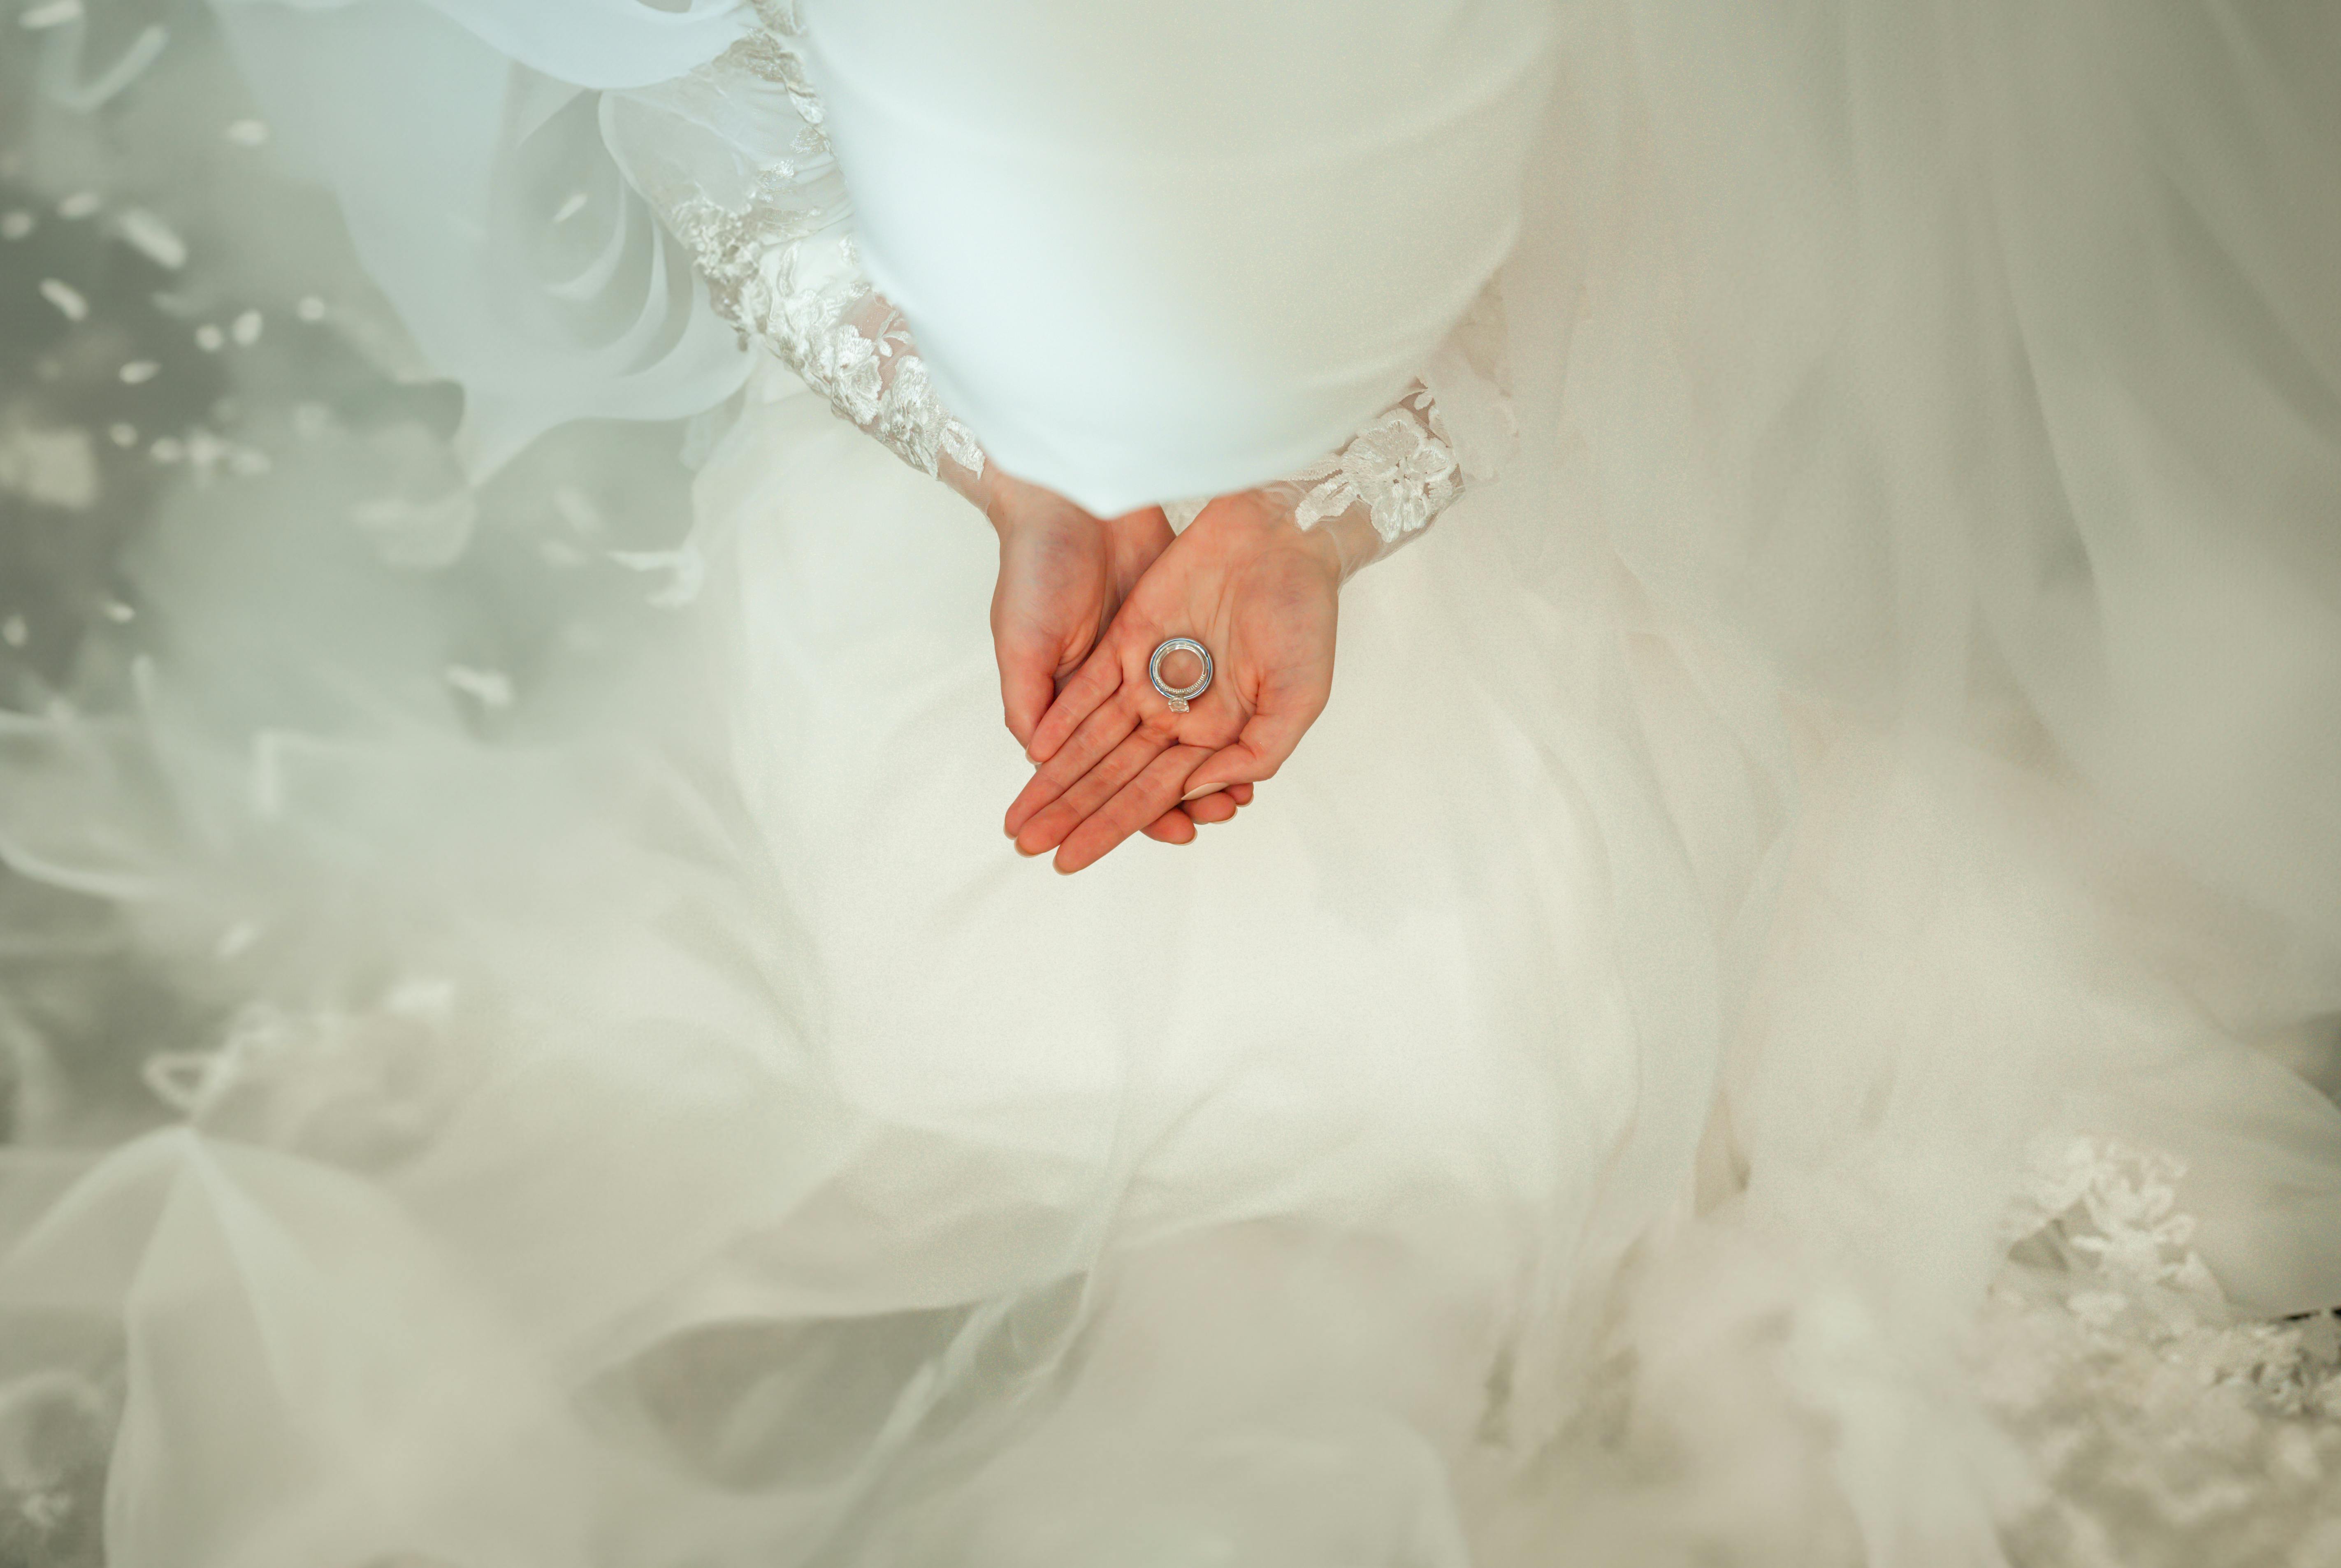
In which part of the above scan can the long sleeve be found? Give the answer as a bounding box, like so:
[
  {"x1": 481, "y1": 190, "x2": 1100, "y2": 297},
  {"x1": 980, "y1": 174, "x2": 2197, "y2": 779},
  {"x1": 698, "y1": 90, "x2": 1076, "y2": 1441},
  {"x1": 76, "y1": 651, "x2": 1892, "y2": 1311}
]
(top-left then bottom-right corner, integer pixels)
[{"x1": 607, "y1": 4, "x2": 985, "y2": 492}]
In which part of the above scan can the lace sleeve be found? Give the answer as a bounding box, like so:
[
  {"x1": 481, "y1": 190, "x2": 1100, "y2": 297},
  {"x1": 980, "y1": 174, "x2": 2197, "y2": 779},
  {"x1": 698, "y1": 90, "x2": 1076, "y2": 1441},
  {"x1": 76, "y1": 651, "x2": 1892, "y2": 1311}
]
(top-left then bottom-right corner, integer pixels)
[
  {"x1": 606, "y1": 5, "x2": 985, "y2": 494},
  {"x1": 1264, "y1": 283, "x2": 1516, "y2": 581}
]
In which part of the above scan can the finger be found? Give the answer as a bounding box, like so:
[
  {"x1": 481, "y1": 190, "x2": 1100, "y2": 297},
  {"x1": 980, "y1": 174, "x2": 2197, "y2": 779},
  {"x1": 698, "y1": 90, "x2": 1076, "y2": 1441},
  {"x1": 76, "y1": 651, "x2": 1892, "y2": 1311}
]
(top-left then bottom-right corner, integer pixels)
[
  {"x1": 1004, "y1": 702, "x2": 1137, "y2": 839},
  {"x1": 1179, "y1": 703, "x2": 1320, "y2": 798},
  {"x1": 1184, "y1": 789, "x2": 1238, "y2": 826},
  {"x1": 1140, "y1": 807, "x2": 1197, "y2": 844},
  {"x1": 996, "y1": 637, "x2": 1058, "y2": 748},
  {"x1": 1017, "y1": 728, "x2": 1167, "y2": 856},
  {"x1": 1172, "y1": 779, "x2": 1257, "y2": 818},
  {"x1": 1056, "y1": 745, "x2": 1211, "y2": 874},
  {"x1": 1028, "y1": 641, "x2": 1125, "y2": 763}
]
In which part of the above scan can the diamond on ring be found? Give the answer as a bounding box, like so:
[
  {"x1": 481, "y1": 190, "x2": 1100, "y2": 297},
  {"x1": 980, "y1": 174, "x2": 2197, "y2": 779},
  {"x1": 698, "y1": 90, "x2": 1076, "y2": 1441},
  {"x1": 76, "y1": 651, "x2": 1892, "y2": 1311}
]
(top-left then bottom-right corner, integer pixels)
[{"x1": 1148, "y1": 637, "x2": 1212, "y2": 713}]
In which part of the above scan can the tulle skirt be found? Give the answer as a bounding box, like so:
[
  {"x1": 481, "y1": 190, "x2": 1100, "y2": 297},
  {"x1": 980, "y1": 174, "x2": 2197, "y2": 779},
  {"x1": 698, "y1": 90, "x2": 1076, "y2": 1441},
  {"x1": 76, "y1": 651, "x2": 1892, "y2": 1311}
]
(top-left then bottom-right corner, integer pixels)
[{"x1": 3, "y1": 2, "x2": 2340, "y2": 1563}]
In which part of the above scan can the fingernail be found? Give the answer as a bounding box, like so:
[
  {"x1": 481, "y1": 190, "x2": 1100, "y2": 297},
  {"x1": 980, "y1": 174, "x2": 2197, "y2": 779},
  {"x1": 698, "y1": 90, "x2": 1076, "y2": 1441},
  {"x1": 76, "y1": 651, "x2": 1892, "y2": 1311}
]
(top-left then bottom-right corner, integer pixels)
[{"x1": 1181, "y1": 783, "x2": 1225, "y2": 802}]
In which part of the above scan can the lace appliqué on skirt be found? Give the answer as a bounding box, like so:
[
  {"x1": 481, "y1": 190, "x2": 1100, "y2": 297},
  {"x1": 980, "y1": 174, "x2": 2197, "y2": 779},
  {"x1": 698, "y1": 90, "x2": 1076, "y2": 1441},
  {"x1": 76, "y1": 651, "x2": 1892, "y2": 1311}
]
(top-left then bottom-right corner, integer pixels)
[{"x1": 1984, "y1": 1136, "x2": 2341, "y2": 1565}]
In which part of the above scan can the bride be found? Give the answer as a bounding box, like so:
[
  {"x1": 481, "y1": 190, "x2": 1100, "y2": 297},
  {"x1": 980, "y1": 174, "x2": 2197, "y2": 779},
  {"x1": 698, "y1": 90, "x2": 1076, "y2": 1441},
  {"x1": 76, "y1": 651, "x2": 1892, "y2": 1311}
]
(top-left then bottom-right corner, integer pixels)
[{"x1": 2, "y1": 1, "x2": 2339, "y2": 1563}]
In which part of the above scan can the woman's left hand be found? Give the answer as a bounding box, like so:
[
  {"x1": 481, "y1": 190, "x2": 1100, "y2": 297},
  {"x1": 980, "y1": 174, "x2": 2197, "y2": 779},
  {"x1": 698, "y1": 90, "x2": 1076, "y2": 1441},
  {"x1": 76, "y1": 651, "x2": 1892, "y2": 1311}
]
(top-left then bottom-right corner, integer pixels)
[{"x1": 1006, "y1": 490, "x2": 1340, "y2": 872}]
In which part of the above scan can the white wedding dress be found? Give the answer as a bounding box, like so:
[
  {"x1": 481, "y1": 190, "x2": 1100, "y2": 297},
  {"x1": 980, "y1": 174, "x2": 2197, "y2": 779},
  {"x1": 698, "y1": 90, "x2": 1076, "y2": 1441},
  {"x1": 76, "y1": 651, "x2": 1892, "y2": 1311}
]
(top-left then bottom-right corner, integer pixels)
[{"x1": 2, "y1": 3, "x2": 2339, "y2": 1566}]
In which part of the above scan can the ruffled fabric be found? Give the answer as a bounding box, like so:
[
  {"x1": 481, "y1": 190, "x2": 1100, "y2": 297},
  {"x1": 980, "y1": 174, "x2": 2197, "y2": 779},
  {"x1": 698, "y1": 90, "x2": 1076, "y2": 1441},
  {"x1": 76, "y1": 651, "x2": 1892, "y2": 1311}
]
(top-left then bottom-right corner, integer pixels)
[
  {"x1": 210, "y1": 0, "x2": 754, "y2": 472},
  {"x1": 0, "y1": 2, "x2": 2337, "y2": 1565}
]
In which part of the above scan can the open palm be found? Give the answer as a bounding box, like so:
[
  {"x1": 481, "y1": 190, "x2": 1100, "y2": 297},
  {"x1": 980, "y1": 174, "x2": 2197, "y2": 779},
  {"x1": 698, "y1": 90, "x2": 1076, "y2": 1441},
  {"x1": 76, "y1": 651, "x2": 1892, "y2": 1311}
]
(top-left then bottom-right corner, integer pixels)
[
  {"x1": 981, "y1": 471, "x2": 1242, "y2": 843},
  {"x1": 1006, "y1": 490, "x2": 1341, "y2": 871}
]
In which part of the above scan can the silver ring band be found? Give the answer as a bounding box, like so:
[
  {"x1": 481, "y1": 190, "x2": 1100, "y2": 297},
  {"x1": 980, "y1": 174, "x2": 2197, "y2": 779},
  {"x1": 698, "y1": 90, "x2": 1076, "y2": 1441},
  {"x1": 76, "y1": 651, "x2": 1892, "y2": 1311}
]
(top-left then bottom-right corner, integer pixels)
[{"x1": 1148, "y1": 637, "x2": 1212, "y2": 713}]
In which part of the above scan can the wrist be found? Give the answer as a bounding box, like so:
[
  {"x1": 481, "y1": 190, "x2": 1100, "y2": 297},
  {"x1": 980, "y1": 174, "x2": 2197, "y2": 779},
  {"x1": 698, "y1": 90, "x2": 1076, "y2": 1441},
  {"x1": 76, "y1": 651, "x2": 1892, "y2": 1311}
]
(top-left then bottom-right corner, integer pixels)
[
  {"x1": 1197, "y1": 488, "x2": 1349, "y2": 589},
  {"x1": 1295, "y1": 515, "x2": 1353, "y2": 586},
  {"x1": 979, "y1": 469, "x2": 1054, "y2": 543},
  {"x1": 963, "y1": 461, "x2": 1010, "y2": 527},
  {"x1": 948, "y1": 468, "x2": 987, "y2": 515}
]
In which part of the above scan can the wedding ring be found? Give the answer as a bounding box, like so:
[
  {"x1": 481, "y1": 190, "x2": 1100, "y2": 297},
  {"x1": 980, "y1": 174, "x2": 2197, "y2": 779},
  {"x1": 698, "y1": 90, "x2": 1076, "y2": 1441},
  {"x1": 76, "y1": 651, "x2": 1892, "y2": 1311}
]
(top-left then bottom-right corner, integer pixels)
[{"x1": 1148, "y1": 637, "x2": 1213, "y2": 713}]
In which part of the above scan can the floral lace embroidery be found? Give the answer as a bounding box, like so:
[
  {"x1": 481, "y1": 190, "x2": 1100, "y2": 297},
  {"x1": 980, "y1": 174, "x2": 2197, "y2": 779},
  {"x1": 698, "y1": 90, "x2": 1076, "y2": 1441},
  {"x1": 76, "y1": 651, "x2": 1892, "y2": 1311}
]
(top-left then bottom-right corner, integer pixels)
[
  {"x1": 1980, "y1": 1135, "x2": 2341, "y2": 1565},
  {"x1": 675, "y1": 201, "x2": 981, "y2": 479},
  {"x1": 1289, "y1": 390, "x2": 1461, "y2": 544},
  {"x1": 730, "y1": 2, "x2": 827, "y2": 151},
  {"x1": 1996, "y1": 1133, "x2": 2224, "y2": 1295},
  {"x1": 664, "y1": 14, "x2": 983, "y2": 483}
]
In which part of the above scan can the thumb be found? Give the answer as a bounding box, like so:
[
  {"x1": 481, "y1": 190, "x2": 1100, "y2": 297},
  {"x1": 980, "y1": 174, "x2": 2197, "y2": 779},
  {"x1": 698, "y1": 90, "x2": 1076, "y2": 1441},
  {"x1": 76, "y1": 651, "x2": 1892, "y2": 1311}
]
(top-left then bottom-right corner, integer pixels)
[
  {"x1": 1180, "y1": 705, "x2": 1316, "y2": 798},
  {"x1": 996, "y1": 635, "x2": 1058, "y2": 748}
]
